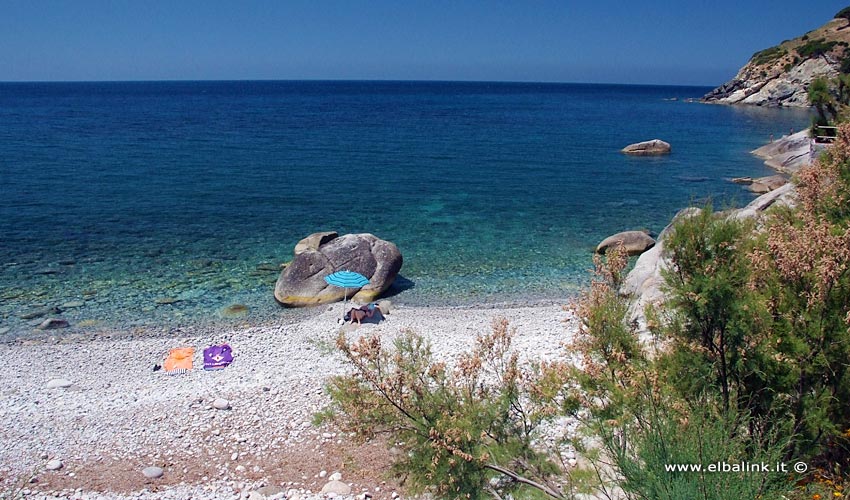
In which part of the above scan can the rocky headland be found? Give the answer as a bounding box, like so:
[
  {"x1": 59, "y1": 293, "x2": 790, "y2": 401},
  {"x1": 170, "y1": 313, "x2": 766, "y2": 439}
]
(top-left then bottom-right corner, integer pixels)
[{"x1": 703, "y1": 13, "x2": 850, "y2": 107}]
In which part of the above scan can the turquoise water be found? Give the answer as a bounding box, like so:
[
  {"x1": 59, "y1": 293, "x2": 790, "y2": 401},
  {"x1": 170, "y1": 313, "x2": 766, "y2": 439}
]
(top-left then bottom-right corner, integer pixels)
[{"x1": 0, "y1": 81, "x2": 810, "y2": 337}]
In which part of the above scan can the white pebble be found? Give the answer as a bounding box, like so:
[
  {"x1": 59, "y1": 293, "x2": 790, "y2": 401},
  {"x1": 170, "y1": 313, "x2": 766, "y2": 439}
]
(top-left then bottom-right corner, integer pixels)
[
  {"x1": 45, "y1": 459, "x2": 63, "y2": 471},
  {"x1": 213, "y1": 398, "x2": 231, "y2": 410},
  {"x1": 142, "y1": 466, "x2": 163, "y2": 479},
  {"x1": 44, "y1": 379, "x2": 73, "y2": 389}
]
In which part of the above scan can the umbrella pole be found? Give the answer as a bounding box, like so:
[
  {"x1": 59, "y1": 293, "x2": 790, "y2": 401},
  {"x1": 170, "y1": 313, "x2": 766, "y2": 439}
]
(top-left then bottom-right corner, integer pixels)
[{"x1": 342, "y1": 287, "x2": 347, "y2": 322}]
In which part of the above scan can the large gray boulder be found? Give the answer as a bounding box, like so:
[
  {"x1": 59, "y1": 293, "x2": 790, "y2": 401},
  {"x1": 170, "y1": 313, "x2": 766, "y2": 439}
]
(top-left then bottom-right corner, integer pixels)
[
  {"x1": 621, "y1": 139, "x2": 671, "y2": 156},
  {"x1": 274, "y1": 232, "x2": 403, "y2": 307},
  {"x1": 596, "y1": 231, "x2": 656, "y2": 256}
]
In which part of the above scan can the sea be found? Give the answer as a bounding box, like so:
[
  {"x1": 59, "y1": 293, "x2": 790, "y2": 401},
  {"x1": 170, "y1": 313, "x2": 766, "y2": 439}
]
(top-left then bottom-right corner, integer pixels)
[{"x1": 0, "y1": 80, "x2": 811, "y2": 338}]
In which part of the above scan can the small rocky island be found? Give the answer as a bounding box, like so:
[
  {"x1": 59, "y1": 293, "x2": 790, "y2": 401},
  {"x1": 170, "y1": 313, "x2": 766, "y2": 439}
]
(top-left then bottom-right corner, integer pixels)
[{"x1": 621, "y1": 139, "x2": 671, "y2": 155}]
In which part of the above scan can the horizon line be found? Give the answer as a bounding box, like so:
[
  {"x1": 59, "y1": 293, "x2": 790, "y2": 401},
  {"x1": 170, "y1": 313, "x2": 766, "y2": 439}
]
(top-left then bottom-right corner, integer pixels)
[{"x1": 0, "y1": 77, "x2": 719, "y2": 88}]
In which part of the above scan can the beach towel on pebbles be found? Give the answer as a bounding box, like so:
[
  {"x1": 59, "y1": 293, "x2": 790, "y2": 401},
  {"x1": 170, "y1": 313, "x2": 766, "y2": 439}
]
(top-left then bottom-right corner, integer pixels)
[
  {"x1": 163, "y1": 347, "x2": 194, "y2": 375},
  {"x1": 203, "y1": 344, "x2": 233, "y2": 370}
]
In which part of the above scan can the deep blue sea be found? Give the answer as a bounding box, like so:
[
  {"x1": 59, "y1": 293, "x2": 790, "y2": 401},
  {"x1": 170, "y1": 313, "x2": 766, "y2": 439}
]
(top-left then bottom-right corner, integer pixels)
[{"x1": 0, "y1": 81, "x2": 810, "y2": 337}]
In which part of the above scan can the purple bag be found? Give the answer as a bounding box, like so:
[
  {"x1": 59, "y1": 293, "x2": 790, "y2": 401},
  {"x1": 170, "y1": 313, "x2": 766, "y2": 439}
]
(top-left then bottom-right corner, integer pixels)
[{"x1": 203, "y1": 344, "x2": 233, "y2": 370}]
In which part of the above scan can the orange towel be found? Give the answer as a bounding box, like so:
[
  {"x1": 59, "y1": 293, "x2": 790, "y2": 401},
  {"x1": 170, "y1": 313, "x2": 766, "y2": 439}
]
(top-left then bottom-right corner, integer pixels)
[{"x1": 163, "y1": 347, "x2": 194, "y2": 374}]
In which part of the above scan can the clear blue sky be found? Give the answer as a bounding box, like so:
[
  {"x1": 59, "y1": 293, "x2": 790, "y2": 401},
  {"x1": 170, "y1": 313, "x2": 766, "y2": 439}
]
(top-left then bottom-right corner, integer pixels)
[{"x1": 2, "y1": 0, "x2": 849, "y2": 85}]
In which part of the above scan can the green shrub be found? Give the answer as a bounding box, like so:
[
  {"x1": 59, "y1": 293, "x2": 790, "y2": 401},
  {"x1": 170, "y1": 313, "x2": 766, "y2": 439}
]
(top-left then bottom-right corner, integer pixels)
[
  {"x1": 836, "y1": 6, "x2": 850, "y2": 21},
  {"x1": 575, "y1": 244, "x2": 796, "y2": 500},
  {"x1": 797, "y1": 38, "x2": 839, "y2": 58},
  {"x1": 751, "y1": 46, "x2": 786, "y2": 66},
  {"x1": 809, "y1": 76, "x2": 837, "y2": 124},
  {"x1": 841, "y1": 55, "x2": 850, "y2": 74},
  {"x1": 659, "y1": 207, "x2": 770, "y2": 415},
  {"x1": 599, "y1": 393, "x2": 792, "y2": 500}
]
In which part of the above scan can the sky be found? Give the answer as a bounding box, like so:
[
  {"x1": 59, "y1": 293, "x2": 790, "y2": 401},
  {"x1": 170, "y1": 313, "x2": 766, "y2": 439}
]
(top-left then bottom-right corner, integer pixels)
[{"x1": 1, "y1": 1, "x2": 849, "y2": 85}]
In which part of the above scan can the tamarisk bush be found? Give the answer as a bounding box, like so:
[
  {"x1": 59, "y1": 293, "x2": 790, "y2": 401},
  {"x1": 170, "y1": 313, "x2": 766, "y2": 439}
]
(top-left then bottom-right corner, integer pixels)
[{"x1": 321, "y1": 319, "x2": 577, "y2": 499}]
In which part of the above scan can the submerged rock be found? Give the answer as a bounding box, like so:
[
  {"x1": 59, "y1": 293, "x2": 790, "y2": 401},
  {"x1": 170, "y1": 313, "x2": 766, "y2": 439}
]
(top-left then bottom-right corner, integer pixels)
[
  {"x1": 221, "y1": 304, "x2": 249, "y2": 318},
  {"x1": 596, "y1": 231, "x2": 656, "y2": 256},
  {"x1": 621, "y1": 139, "x2": 671, "y2": 156},
  {"x1": 154, "y1": 297, "x2": 180, "y2": 305},
  {"x1": 275, "y1": 232, "x2": 403, "y2": 307},
  {"x1": 20, "y1": 307, "x2": 61, "y2": 320}
]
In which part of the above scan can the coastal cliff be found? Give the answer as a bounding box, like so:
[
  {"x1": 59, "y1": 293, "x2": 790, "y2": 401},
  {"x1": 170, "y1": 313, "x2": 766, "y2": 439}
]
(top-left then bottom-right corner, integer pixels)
[{"x1": 703, "y1": 13, "x2": 850, "y2": 107}]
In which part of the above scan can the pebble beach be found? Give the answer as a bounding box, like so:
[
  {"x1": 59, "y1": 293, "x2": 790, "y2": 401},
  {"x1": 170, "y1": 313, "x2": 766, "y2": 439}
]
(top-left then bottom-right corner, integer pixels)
[{"x1": 0, "y1": 303, "x2": 578, "y2": 499}]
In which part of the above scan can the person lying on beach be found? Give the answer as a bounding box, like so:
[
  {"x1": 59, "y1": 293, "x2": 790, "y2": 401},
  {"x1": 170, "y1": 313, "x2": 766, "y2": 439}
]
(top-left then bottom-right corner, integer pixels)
[{"x1": 345, "y1": 303, "x2": 380, "y2": 324}]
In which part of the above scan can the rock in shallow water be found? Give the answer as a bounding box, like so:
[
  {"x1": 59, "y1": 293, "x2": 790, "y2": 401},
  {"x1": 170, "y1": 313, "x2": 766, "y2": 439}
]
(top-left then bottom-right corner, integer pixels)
[
  {"x1": 748, "y1": 174, "x2": 787, "y2": 194},
  {"x1": 596, "y1": 231, "x2": 656, "y2": 256},
  {"x1": 142, "y1": 466, "x2": 163, "y2": 479},
  {"x1": 37, "y1": 318, "x2": 69, "y2": 330}
]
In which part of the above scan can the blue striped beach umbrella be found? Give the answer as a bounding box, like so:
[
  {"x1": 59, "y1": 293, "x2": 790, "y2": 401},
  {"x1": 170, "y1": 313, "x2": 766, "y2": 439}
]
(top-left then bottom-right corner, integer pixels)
[{"x1": 324, "y1": 270, "x2": 370, "y2": 319}]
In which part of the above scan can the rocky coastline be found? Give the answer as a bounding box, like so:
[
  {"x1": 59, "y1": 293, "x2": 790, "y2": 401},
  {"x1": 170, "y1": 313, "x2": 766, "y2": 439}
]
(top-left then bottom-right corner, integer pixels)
[
  {"x1": 620, "y1": 130, "x2": 809, "y2": 337},
  {"x1": 702, "y1": 16, "x2": 849, "y2": 107}
]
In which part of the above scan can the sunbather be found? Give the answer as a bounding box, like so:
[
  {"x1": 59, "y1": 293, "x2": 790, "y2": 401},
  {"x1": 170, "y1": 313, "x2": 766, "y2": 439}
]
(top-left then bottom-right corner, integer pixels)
[{"x1": 345, "y1": 302, "x2": 380, "y2": 324}]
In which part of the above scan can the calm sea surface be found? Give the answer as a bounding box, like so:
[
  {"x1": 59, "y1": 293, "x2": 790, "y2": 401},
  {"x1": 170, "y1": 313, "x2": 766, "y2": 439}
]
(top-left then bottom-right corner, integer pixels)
[{"x1": 0, "y1": 81, "x2": 810, "y2": 337}]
